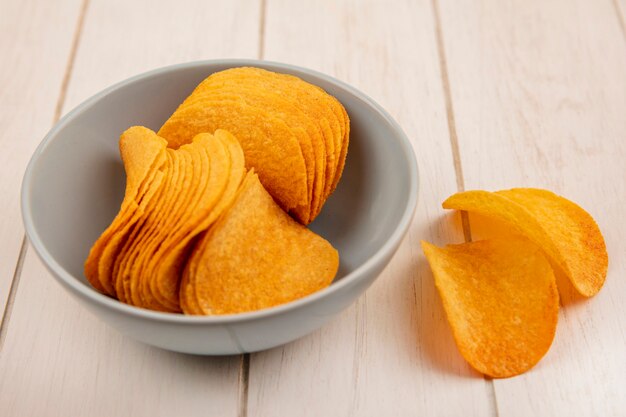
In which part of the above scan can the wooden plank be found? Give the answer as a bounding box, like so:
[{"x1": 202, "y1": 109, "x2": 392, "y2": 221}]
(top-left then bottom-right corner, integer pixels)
[
  {"x1": 246, "y1": 1, "x2": 495, "y2": 415},
  {"x1": 0, "y1": 251, "x2": 244, "y2": 416},
  {"x1": 616, "y1": 0, "x2": 626, "y2": 39},
  {"x1": 437, "y1": 0, "x2": 626, "y2": 415},
  {"x1": 62, "y1": 0, "x2": 262, "y2": 109},
  {"x1": 0, "y1": 0, "x2": 82, "y2": 318},
  {"x1": 0, "y1": 0, "x2": 261, "y2": 415}
]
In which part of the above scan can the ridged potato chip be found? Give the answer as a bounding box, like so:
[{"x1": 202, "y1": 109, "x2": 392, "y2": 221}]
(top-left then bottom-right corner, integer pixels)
[
  {"x1": 159, "y1": 97, "x2": 308, "y2": 212},
  {"x1": 147, "y1": 130, "x2": 245, "y2": 311},
  {"x1": 185, "y1": 85, "x2": 325, "y2": 224},
  {"x1": 84, "y1": 127, "x2": 167, "y2": 296},
  {"x1": 181, "y1": 171, "x2": 339, "y2": 315},
  {"x1": 421, "y1": 237, "x2": 559, "y2": 378},
  {"x1": 203, "y1": 67, "x2": 350, "y2": 220},
  {"x1": 158, "y1": 67, "x2": 349, "y2": 224},
  {"x1": 86, "y1": 127, "x2": 245, "y2": 313},
  {"x1": 443, "y1": 189, "x2": 608, "y2": 297}
]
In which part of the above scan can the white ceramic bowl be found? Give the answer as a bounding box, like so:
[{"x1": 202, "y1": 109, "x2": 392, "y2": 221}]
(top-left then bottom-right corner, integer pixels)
[{"x1": 21, "y1": 60, "x2": 419, "y2": 354}]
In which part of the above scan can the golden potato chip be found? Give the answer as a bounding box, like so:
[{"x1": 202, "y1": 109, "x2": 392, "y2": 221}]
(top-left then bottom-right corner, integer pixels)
[
  {"x1": 159, "y1": 67, "x2": 350, "y2": 224},
  {"x1": 214, "y1": 68, "x2": 345, "y2": 216},
  {"x1": 182, "y1": 171, "x2": 338, "y2": 315},
  {"x1": 265, "y1": 73, "x2": 348, "y2": 220},
  {"x1": 159, "y1": 97, "x2": 308, "y2": 212},
  {"x1": 421, "y1": 237, "x2": 559, "y2": 378},
  {"x1": 146, "y1": 130, "x2": 245, "y2": 312},
  {"x1": 186, "y1": 84, "x2": 327, "y2": 224},
  {"x1": 127, "y1": 133, "x2": 227, "y2": 312},
  {"x1": 114, "y1": 150, "x2": 176, "y2": 305},
  {"x1": 84, "y1": 127, "x2": 167, "y2": 295},
  {"x1": 443, "y1": 189, "x2": 608, "y2": 297},
  {"x1": 182, "y1": 88, "x2": 321, "y2": 224},
  {"x1": 128, "y1": 149, "x2": 186, "y2": 310},
  {"x1": 128, "y1": 150, "x2": 200, "y2": 310},
  {"x1": 85, "y1": 127, "x2": 246, "y2": 313},
  {"x1": 331, "y1": 104, "x2": 350, "y2": 195}
]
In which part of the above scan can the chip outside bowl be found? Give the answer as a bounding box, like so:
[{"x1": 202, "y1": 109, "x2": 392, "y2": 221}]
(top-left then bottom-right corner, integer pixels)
[{"x1": 21, "y1": 59, "x2": 419, "y2": 355}]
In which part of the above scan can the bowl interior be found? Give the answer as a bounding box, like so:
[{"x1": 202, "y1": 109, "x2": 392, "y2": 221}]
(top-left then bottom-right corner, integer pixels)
[{"x1": 25, "y1": 61, "x2": 414, "y2": 296}]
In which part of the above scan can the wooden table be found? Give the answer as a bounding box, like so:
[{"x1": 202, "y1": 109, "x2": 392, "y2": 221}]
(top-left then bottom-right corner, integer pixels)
[{"x1": 1, "y1": 0, "x2": 625, "y2": 415}]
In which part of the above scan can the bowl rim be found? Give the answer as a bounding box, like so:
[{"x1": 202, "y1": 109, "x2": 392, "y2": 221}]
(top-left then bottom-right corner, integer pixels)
[{"x1": 21, "y1": 58, "x2": 419, "y2": 324}]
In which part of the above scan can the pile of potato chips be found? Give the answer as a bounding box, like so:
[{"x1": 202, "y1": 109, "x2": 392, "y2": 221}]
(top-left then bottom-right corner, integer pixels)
[
  {"x1": 159, "y1": 67, "x2": 350, "y2": 224},
  {"x1": 422, "y1": 189, "x2": 608, "y2": 378},
  {"x1": 85, "y1": 67, "x2": 345, "y2": 314}
]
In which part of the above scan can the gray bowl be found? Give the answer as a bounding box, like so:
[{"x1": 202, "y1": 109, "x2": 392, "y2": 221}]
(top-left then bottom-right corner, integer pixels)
[{"x1": 21, "y1": 60, "x2": 419, "y2": 355}]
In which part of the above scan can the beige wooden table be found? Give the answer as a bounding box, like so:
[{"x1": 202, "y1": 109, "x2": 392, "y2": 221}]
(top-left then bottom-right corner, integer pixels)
[{"x1": 1, "y1": 0, "x2": 625, "y2": 415}]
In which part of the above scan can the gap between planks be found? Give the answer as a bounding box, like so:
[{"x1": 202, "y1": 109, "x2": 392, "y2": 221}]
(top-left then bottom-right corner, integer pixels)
[
  {"x1": 0, "y1": 237, "x2": 27, "y2": 353},
  {"x1": 238, "y1": 352, "x2": 250, "y2": 417},
  {"x1": 431, "y1": 0, "x2": 497, "y2": 416},
  {"x1": 430, "y1": 0, "x2": 472, "y2": 243},
  {"x1": 0, "y1": 0, "x2": 91, "y2": 353},
  {"x1": 257, "y1": 0, "x2": 267, "y2": 60}
]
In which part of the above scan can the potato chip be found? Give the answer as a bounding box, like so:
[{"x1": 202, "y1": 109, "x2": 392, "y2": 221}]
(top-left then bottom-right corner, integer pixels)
[
  {"x1": 84, "y1": 127, "x2": 167, "y2": 295},
  {"x1": 443, "y1": 189, "x2": 608, "y2": 297},
  {"x1": 181, "y1": 88, "x2": 321, "y2": 224},
  {"x1": 185, "y1": 84, "x2": 327, "y2": 224},
  {"x1": 129, "y1": 149, "x2": 186, "y2": 310},
  {"x1": 182, "y1": 171, "x2": 338, "y2": 315},
  {"x1": 85, "y1": 127, "x2": 246, "y2": 313},
  {"x1": 159, "y1": 97, "x2": 308, "y2": 212},
  {"x1": 114, "y1": 149, "x2": 177, "y2": 305},
  {"x1": 421, "y1": 237, "x2": 559, "y2": 378},
  {"x1": 215, "y1": 68, "x2": 346, "y2": 218},
  {"x1": 146, "y1": 130, "x2": 245, "y2": 311},
  {"x1": 158, "y1": 67, "x2": 350, "y2": 224}
]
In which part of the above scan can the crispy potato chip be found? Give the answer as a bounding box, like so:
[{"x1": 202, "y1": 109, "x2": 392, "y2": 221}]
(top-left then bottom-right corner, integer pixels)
[
  {"x1": 159, "y1": 97, "x2": 308, "y2": 211},
  {"x1": 84, "y1": 127, "x2": 167, "y2": 295},
  {"x1": 114, "y1": 149, "x2": 176, "y2": 306},
  {"x1": 86, "y1": 127, "x2": 246, "y2": 313},
  {"x1": 158, "y1": 67, "x2": 350, "y2": 224},
  {"x1": 182, "y1": 171, "x2": 338, "y2": 315},
  {"x1": 183, "y1": 88, "x2": 321, "y2": 224},
  {"x1": 132, "y1": 148, "x2": 194, "y2": 310},
  {"x1": 443, "y1": 189, "x2": 608, "y2": 297},
  {"x1": 147, "y1": 130, "x2": 245, "y2": 311},
  {"x1": 421, "y1": 237, "x2": 559, "y2": 378},
  {"x1": 215, "y1": 68, "x2": 346, "y2": 219}
]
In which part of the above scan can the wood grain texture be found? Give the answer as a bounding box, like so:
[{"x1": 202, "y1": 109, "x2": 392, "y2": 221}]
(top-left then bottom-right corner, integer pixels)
[
  {"x1": 0, "y1": 0, "x2": 82, "y2": 319},
  {"x1": 616, "y1": 0, "x2": 626, "y2": 39},
  {"x1": 62, "y1": 0, "x2": 262, "y2": 110},
  {"x1": 438, "y1": 0, "x2": 626, "y2": 415},
  {"x1": 246, "y1": 1, "x2": 496, "y2": 415},
  {"x1": 0, "y1": 0, "x2": 261, "y2": 415}
]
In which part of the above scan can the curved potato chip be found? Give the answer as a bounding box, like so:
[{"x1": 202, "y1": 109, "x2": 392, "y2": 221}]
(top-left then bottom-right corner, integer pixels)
[
  {"x1": 159, "y1": 97, "x2": 308, "y2": 211},
  {"x1": 421, "y1": 237, "x2": 559, "y2": 378},
  {"x1": 185, "y1": 84, "x2": 326, "y2": 224},
  {"x1": 183, "y1": 171, "x2": 338, "y2": 315},
  {"x1": 84, "y1": 127, "x2": 167, "y2": 295},
  {"x1": 159, "y1": 67, "x2": 349, "y2": 224},
  {"x1": 221, "y1": 68, "x2": 347, "y2": 217},
  {"x1": 147, "y1": 130, "x2": 245, "y2": 312},
  {"x1": 442, "y1": 189, "x2": 608, "y2": 297},
  {"x1": 181, "y1": 88, "x2": 321, "y2": 224},
  {"x1": 115, "y1": 150, "x2": 177, "y2": 307}
]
